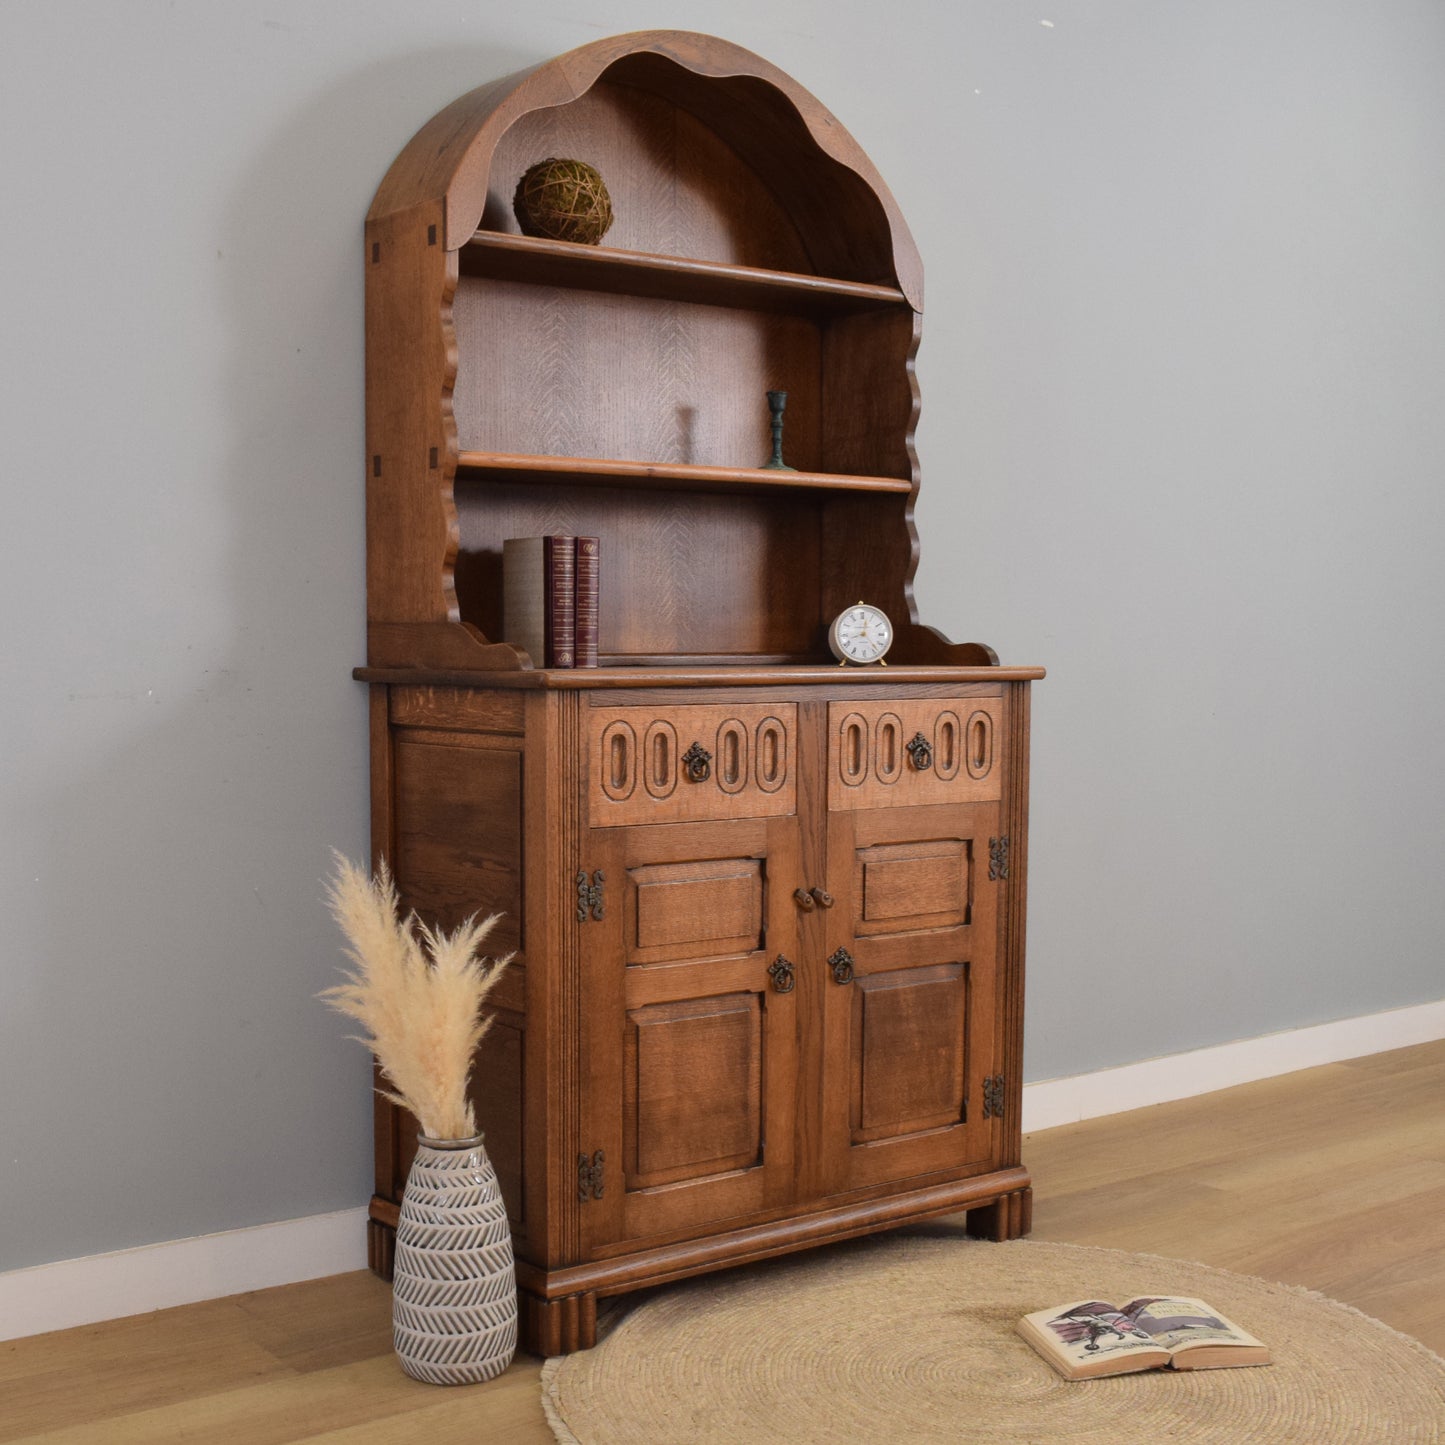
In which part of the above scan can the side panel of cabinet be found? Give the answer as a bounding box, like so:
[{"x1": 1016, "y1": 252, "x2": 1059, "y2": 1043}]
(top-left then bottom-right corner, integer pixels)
[
  {"x1": 373, "y1": 689, "x2": 532, "y2": 1255},
  {"x1": 819, "y1": 800, "x2": 1002, "y2": 1194},
  {"x1": 581, "y1": 815, "x2": 802, "y2": 1252}
]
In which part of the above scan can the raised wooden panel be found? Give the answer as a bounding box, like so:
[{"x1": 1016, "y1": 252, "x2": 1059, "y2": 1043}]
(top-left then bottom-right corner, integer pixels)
[
  {"x1": 827, "y1": 698, "x2": 1004, "y2": 810},
  {"x1": 587, "y1": 704, "x2": 796, "y2": 825},
  {"x1": 470, "y1": 1012, "x2": 525, "y2": 1231},
  {"x1": 628, "y1": 858, "x2": 764, "y2": 964},
  {"x1": 625, "y1": 992, "x2": 763, "y2": 1189},
  {"x1": 851, "y1": 964, "x2": 968, "y2": 1143},
  {"x1": 856, "y1": 838, "x2": 971, "y2": 936},
  {"x1": 392, "y1": 738, "x2": 523, "y2": 954}
]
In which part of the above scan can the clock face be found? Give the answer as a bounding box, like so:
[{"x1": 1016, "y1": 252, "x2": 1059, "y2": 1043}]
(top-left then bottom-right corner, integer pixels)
[{"x1": 829, "y1": 603, "x2": 892, "y2": 665}]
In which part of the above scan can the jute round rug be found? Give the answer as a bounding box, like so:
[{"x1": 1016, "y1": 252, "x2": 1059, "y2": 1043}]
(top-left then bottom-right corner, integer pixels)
[{"x1": 541, "y1": 1230, "x2": 1445, "y2": 1443}]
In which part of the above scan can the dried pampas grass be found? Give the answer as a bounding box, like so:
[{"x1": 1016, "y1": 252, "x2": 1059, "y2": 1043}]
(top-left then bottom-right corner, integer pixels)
[{"x1": 321, "y1": 853, "x2": 510, "y2": 1142}]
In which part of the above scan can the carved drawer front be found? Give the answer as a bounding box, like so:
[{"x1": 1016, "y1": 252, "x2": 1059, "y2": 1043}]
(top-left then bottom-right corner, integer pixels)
[
  {"x1": 828, "y1": 698, "x2": 1003, "y2": 810},
  {"x1": 588, "y1": 704, "x2": 796, "y2": 827}
]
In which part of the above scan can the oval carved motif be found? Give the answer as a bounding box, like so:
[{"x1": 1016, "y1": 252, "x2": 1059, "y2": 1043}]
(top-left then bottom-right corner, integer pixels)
[
  {"x1": 934, "y1": 710, "x2": 962, "y2": 781},
  {"x1": 600, "y1": 718, "x2": 637, "y2": 801},
  {"x1": 716, "y1": 719, "x2": 749, "y2": 794},
  {"x1": 964, "y1": 709, "x2": 994, "y2": 781},
  {"x1": 875, "y1": 712, "x2": 903, "y2": 785},
  {"x1": 754, "y1": 717, "x2": 787, "y2": 793},
  {"x1": 839, "y1": 713, "x2": 869, "y2": 787},
  {"x1": 642, "y1": 719, "x2": 678, "y2": 800}
]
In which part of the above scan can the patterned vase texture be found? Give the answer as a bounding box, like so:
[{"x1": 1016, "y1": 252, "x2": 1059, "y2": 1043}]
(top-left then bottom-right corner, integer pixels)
[{"x1": 392, "y1": 1134, "x2": 517, "y2": 1385}]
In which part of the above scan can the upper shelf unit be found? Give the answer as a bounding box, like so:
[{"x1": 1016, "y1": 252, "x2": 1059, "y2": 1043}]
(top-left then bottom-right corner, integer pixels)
[{"x1": 364, "y1": 31, "x2": 998, "y2": 673}]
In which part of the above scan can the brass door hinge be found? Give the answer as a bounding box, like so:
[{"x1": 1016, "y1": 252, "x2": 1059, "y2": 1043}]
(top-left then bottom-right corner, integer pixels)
[
  {"x1": 983, "y1": 1075, "x2": 1006, "y2": 1119},
  {"x1": 576, "y1": 870, "x2": 605, "y2": 922},
  {"x1": 577, "y1": 1149, "x2": 605, "y2": 1202},
  {"x1": 988, "y1": 837, "x2": 1010, "y2": 881}
]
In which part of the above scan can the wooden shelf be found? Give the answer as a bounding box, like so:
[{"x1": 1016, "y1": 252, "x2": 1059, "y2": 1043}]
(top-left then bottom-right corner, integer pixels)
[
  {"x1": 356, "y1": 663, "x2": 1046, "y2": 689},
  {"x1": 459, "y1": 231, "x2": 912, "y2": 317},
  {"x1": 455, "y1": 450, "x2": 913, "y2": 496}
]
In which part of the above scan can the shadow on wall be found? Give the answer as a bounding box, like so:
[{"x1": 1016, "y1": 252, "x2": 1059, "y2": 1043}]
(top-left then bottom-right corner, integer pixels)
[{"x1": 7, "y1": 41, "x2": 543, "y2": 1272}]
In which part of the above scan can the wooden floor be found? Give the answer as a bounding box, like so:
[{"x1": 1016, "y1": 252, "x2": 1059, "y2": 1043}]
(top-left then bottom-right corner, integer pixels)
[{"x1": 4, "y1": 1039, "x2": 1442, "y2": 1443}]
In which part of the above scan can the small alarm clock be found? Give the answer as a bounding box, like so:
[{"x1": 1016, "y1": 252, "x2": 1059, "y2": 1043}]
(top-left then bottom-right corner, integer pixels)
[{"x1": 828, "y1": 602, "x2": 892, "y2": 666}]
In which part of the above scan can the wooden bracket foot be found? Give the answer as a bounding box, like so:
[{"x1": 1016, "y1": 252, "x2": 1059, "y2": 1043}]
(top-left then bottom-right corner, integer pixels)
[
  {"x1": 520, "y1": 1288, "x2": 598, "y2": 1356},
  {"x1": 367, "y1": 1218, "x2": 396, "y2": 1281},
  {"x1": 966, "y1": 1186, "x2": 1032, "y2": 1242}
]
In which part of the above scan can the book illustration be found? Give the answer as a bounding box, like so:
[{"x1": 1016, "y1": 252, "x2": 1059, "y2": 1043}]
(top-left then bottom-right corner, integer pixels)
[
  {"x1": 1044, "y1": 1302, "x2": 1158, "y2": 1358},
  {"x1": 1118, "y1": 1298, "x2": 1240, "y2": 1351}
]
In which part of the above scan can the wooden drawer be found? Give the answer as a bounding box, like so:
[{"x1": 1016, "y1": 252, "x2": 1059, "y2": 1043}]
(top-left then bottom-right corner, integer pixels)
[
  {"x1": 827, "y1": 697, "x2": 1003, "y2": 810},
  {"x1": 587, "y1": 704, "x2": 797, "y2": 827}
]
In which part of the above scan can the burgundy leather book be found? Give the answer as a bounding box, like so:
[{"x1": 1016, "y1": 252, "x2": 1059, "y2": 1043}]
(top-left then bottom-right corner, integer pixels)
[
  {"x1": 574, "y1": 537, "x2": 600, "y2": 668},
  {"x1": 545, "y1": 535, "x2": 577, "y2": 667}
]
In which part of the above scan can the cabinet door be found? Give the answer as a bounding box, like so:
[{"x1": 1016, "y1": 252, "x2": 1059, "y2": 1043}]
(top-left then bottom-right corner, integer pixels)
[
  {"x1": 582, "y1": 815, "x2": 801, "y2": 1250},
  {"x1": 820, "y1": 800, "x2": 1002, "y2": 1193}
]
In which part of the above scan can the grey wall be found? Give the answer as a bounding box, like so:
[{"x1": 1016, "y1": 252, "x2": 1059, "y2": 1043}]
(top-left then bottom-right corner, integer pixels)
[{"x1": 3, "y1": 1, "x2": 1442, "y2": 1271}]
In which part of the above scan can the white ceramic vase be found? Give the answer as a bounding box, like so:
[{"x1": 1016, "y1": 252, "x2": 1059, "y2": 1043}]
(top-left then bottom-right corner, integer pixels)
[{"x1": 391, "y1": 1133, "x2": 517, "y2": 1385}]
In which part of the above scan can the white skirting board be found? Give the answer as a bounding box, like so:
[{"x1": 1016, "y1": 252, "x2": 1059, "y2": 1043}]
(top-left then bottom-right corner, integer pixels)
[
  {"x1": 1021, "y1": 996, "x2": 1445, "y2": 1133},
  {"x1": 0, "y1": 1207, "x2": 369, "y2": 1344},
  {"x1": 3, "y1": 997, "x2": 1442, "y2": 1344}
]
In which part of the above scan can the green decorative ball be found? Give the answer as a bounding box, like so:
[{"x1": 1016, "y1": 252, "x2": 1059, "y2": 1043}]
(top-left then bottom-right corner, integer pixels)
[{"x1": 513, "y1": 157, "x2": 614, "y2": 245}]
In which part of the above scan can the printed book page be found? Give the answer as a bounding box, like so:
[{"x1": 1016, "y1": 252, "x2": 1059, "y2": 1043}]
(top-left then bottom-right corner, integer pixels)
[{"x1": 1119, "y1": 1297, "x2": 1267, "y2": 1353}]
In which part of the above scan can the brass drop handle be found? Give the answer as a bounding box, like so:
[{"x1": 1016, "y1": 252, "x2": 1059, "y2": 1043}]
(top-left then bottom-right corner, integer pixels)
[
  {"x1": 681, "y1": 742, "x2": 712, "y2": 783},
  {"x1": 810, "y1": 887, "x2": 834, "y2": 909},
  {"x1": 828, "y1": 947, "x2": 856, "y2": 985},
  {"x1": 906, "y1": 733, "x2": 933, "y2": 771},
  {"x1": 794, "y1": 888, "x2": 816, "y2": 912},
  {"x1": 768, "y1": 956, "x2": 796, "y2": 993}
]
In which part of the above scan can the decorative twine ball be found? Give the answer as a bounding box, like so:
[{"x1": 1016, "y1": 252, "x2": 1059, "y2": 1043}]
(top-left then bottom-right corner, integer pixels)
[{"x1": 513, "y1": 157, "x2": 614, "y2": 245}]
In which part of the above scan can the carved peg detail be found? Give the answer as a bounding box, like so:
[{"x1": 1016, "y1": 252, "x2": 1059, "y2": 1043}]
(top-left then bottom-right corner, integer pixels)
[{"x1": 793, "y1": 888, "x2": 816, "y2": 912}]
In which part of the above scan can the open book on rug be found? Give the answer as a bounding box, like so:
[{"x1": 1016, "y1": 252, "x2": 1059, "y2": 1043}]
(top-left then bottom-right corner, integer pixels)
[{"x1": 1017, "y1": 1296, "x2": 1271, "y2": 1380}]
